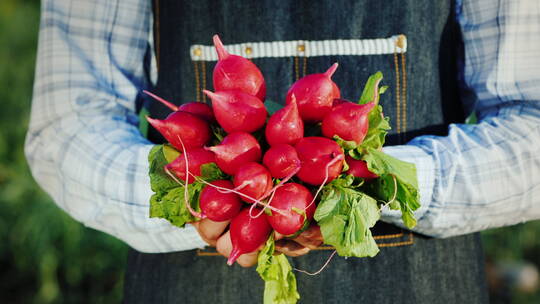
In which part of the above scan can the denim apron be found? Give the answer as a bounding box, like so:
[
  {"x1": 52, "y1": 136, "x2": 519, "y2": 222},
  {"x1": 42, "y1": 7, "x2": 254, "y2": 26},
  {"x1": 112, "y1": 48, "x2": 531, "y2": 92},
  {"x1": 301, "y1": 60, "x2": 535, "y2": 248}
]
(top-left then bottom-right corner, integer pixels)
[{"x1": 124, "y1": 1, "x2": 489, "y2": 303}]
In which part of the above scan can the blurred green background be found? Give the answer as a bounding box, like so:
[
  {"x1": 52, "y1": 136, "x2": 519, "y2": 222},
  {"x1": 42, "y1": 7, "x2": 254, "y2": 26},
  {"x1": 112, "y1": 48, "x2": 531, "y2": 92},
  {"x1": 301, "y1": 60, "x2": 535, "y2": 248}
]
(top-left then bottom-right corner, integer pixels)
[{"x1": 0, "y1": 0, "x2": 538, "y2": 303}]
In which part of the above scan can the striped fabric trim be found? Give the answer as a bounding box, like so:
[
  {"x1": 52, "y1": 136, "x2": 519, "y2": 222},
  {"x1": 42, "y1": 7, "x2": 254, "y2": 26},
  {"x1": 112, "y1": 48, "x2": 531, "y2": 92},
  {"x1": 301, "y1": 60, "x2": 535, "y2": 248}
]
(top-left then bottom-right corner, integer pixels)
[{"x1": 190, "y1": 35, "x2": 407, "y2": 61}]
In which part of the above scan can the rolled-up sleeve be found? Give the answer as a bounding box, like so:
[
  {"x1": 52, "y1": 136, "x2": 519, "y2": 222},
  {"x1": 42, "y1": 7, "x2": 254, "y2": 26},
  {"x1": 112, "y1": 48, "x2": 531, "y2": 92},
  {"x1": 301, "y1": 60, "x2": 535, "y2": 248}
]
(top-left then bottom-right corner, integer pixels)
[
  {"x1": 382, "y1": 0, "x2": 540, "y2": 238},
  {"x1": 25, "y1": 0, "x2": 206, "y2": 252}
]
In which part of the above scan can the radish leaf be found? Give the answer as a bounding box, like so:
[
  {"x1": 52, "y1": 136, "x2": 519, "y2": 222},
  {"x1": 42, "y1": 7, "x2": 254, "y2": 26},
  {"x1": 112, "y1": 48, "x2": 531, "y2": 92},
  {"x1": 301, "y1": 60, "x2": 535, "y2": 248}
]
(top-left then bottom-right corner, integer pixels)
[
  {"x1": 162, "y1": 145, "x2": 180, "y2": 163},
  {"x1": 148, "y1": 145, "x2": 220, "y2": 228},
  {"x1": 358, "y1": 105, "x2": 391, "y2": 152},
  {"x1": 257, "y1": 236, "x2": 300, "y2": 304},
  {"x1": 138, "y1": 107, "x2": 150, "y2": 138},
  {"x1": 148, "y1": 145, "x2": 179, "y2": 193},
  {"x1": 335, "y1": 72, "x2": 391, "y2": 158},
  {"x1": 315, "y1": 176, "x2": 380, "y2": 257},
  {"x1": 358, "y1": 71, "x2": 383, "y2": 105},
  {"x1": 210, "y1": 124, "x2": 226, "y2": 144},
  {"x1": 149, "y1": 184, "x2": 203, "y2": 227},
  {"x1": 332, "y1": 105, "x2": 390, "y2": 158},
  {"x1": 200, "y1": 162, "x2": 227, "y2": 180},
  {"x1": 362, "y1": 148, "x2": 420, "y2": 228}
]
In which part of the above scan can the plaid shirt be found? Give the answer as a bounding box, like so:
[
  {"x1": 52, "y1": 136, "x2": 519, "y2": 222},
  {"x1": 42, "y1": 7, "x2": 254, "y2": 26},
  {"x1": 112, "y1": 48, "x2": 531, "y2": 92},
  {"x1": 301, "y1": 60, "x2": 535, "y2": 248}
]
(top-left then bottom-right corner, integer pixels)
[{"x1": 26, "y1": 0, "x2": 540, "y2": 252}]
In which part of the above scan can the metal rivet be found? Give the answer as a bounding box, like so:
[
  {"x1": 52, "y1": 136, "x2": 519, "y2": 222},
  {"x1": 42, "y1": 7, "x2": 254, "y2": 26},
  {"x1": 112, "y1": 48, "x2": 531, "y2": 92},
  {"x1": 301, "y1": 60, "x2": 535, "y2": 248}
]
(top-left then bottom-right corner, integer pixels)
[
  {"x1": 396, "y1": 35, "x2": 406, "y2": 49},
  {"x1": 193, "y1": 47, "x2": 202, "y2": 57},
  {"x1": 245, "y1": 46, "x2": 253, "y2": 55},
  {"x1": 297, "y1": 44, "x2": 305, "y2": 52}
]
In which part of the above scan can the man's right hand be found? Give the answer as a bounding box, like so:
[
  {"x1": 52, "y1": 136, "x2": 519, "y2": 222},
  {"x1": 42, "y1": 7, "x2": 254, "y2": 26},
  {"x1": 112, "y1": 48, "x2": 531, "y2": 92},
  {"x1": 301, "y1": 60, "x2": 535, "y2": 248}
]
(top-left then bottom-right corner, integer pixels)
[
  {"x1": 191, "y1": 218, "x2": 259, "y2": 267},
  {"x1": 192, "y1": 219, "x2": 323, "y2": 268}
]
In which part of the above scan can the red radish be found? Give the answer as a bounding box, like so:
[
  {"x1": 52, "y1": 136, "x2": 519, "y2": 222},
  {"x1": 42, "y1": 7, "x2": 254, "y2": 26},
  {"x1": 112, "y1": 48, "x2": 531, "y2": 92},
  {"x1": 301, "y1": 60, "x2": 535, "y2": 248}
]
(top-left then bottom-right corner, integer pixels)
[
  {"x1": 295, "y1": 137, "x2": 344, "y2": 185},
  {"x1": 233, "y1": 162, "x2": 273, "y2": 204},
  {"x1": 265, "y1": 96, "x2": 304, "y2": 146},
  {"x1": 203, "y1": 90, "x2": 267, "y2": 133},
  {"x1": 332, "y1": 98, "x2": 348, "y2": 107},
  {"x1": 206, "y1": 132, "x2": 262, "y2": 175},
  {"x1": 165, "y1": 148, "x2": 215, "y2": 184},
  {"x1": 146, "y1": 112, "x2": 210, "y2": 151},
  {"x1": 179, "y1": 102, "x2": 215, "y2": 123},
  {"x1": 163, "y1": 132, "x2": 205, "y2": 219},
  {"x1": 228, "y1": 208, "x2": 272, "y2": 265},
  {"x1": 322, "y1": 101, "x2": 375, "y2": 145},
  {"x1": 143, "y1": 90, "x2": 215, "y2": 122},
  {"x1": 285, "y1": 63, "x2": 340, "y2": 123},
  {"x1": 200, "y1": 180, "x2": 242, "y2": 221},
  {"x1": 346, "y1": 156, "x2": 378, "y2": 180},
  {"x1": 262, "y1": 144, "x2": 301, "y2": 179},
  {"x1": 192, "y1": 175, "x2": 289, "y2": 217},
  {"x1": 212, "y1": 35, "x2": 266, "y2": 101},
  {"x1": 266, "y1": 183, "x2": 315, "y2": 235}
]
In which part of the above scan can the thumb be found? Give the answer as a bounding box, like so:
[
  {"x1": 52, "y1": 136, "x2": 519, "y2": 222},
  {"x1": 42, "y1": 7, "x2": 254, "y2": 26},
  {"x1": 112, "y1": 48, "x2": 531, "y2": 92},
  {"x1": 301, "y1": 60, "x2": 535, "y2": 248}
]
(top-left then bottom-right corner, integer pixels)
[{"x1": 195, "y1": 218, "x2": 229, "y2": 247}]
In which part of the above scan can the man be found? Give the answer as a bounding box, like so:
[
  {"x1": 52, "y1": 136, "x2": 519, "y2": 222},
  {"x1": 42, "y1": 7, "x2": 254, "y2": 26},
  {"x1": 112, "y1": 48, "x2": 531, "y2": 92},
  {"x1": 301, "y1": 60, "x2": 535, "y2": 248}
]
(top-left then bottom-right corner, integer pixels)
[{"x1": 26, "y1": 0, "x2": 540, "y2": 303}]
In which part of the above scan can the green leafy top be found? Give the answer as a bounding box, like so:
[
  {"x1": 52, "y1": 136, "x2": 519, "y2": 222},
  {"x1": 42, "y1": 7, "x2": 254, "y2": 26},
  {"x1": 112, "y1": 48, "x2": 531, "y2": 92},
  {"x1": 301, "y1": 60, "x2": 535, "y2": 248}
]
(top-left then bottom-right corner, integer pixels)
[
  {"x1": 313, "y1": 71, "x2": 421, "y2": 258},
  {"x1": 334, "y1": 72, "x2": 391, "y2": 158},
  {"x1": 358, "y1": 71, "x2": 384, "y2": 105},
  {"x1": 148, "y1": 145, "x2": 226, "y2": 228},
  {"x1": 362, "y1": 148, "x2": 420, "y2": 228},
  {"x1": 314, "y1": 175, "x2": 380, "y2": 258},
  {"x1": 257, "y1": 236, "x2": 300, "y2": 304},
  {"x1": 356, "y1": 104, "x2": 391, "y2": 153},
  {"x1": 148, "y1": 145, "x2": 179, "y2": 193}
]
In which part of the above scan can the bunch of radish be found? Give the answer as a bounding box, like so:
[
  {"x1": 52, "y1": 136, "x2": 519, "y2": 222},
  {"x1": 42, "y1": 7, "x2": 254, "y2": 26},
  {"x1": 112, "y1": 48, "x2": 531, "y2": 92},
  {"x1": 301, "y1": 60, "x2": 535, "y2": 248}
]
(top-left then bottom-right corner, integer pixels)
[{"x1": 145, "y1": 34, "x2": 378, "y2": 266}]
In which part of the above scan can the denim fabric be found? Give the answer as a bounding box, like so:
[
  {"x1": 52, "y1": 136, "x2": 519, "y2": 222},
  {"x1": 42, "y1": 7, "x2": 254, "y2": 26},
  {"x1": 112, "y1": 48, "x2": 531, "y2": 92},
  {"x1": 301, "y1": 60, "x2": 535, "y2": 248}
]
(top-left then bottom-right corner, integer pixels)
[
  {"x1": 127, "y1": 0, "x2": 488, "y2": 303},
  {"x1": 147, "y1": 0, "x2": 465, "y2": 145},
  {"x1": 124, "y1": 234, "x2": 487, "y2": 304}
]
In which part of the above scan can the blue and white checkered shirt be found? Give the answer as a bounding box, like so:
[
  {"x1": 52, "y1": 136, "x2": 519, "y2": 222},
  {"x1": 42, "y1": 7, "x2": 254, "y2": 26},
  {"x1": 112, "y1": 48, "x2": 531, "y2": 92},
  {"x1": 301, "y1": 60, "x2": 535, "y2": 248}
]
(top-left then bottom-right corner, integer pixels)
[{"x1": 26, "y1": 0, "x2": 540, "y2": 252}]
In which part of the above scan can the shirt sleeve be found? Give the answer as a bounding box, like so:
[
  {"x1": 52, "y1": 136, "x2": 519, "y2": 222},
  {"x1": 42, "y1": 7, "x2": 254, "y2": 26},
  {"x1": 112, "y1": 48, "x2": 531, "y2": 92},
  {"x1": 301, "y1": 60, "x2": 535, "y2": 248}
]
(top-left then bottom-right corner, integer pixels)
[
  {"x1": 381, "y1": 0, "x2": 540, "y2": 238},
  {"x1": 24, "y1": 0, "x2": 207, "y2": 252}
]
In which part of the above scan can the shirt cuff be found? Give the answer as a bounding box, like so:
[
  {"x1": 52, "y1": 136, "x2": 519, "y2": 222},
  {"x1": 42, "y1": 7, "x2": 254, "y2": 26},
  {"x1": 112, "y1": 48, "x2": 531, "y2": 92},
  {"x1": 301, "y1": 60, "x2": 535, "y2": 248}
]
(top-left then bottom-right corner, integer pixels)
[
  {"x1": 161, "y1": 223, "x2": 209, "y2": 252},
  {"x1": 380, "y1": 145, "x2": 435, "y2": 228},
  {"x1": 137, "y1": 170, "x2": 209, "y2": 253}
]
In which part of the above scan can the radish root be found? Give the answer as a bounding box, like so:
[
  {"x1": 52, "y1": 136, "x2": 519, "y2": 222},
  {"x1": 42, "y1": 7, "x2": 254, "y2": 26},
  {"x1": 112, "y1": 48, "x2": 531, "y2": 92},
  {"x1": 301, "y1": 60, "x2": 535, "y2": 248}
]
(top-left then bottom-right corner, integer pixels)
[
  {"x1": 165, "y1": 166, "x2": 205, "y2": 219},
  {"x1": 248, "y1": 187, "x2": 278, "y2": 219},
  {"x1": 261, "y1": 165, "x2": 301, "y2": 200},
  {"x1": 379, "y1": 174, "x2": 398, "y2": 211},
  {"x1": 246, "y1": 165, "x2": 302, "y2": 219},
  {"x1": 171, "y1": 135, "x2": 206, "y2": 219},
  {"x1": 294, "y1": 250, "x2": 337, "y2": 276},
  {"x1": 188, "y1": 173, "x2": 289, "y2": 217},
  {"x1": 304, "y1": 154, "x2": 345, "y2": 212},
  {"x1": 219, "y1": 180, "x2": 251, "y2": 194},
  {"x1": 143, "y1": 90, "x2": 179, "y2": 112}
]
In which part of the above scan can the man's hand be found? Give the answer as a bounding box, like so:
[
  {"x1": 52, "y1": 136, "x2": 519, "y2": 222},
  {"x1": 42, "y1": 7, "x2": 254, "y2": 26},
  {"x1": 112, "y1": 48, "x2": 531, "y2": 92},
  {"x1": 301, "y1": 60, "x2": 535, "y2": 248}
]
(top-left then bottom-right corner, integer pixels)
[
  {"x1": 191, "y1": 218, "x2": 229, "y2": 247},
  {"x1": 278, "y1": 224, "x2": 324, "y2": 250},
  {"x1": 192, "y1": 219, "x2": 324, "y2": 268},
  {"x1": 192, "y1": 218, "x2": 259, "y2": 267}
]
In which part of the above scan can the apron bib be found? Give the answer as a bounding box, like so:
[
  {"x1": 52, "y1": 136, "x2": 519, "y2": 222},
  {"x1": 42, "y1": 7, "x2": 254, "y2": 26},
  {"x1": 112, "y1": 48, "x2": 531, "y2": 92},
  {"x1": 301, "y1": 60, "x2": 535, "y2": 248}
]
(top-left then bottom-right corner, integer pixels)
[{"x1": 125, "y1": 1, "x2": 488, "y2": 303}]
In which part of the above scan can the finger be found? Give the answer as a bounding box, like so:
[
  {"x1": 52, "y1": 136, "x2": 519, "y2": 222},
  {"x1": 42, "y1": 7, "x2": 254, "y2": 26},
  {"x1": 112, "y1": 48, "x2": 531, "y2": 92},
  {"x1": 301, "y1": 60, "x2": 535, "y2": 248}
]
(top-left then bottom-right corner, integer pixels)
[
  {"x1": 216, "y1": 231, "x2": 258, "y2": 268},
  {"x1": 293, "y1": 224, "x2": 324, "y2": 249},
  {"x1": 274, "y1": 231, "x2": 285, "y2": 241},
  {"x1": 236, "y1": 251, "x2": 258, "y2": 268},
  {"x1": 191, "y1": 221, "x2": 214, "y2": 246},
  {"x1": 198, "y1": 218, "x2": 229, "y2": 246},
  {"x1": 216, "y1": 230, "x2": 232, "y2": 257},
  {"x1": 275, "y1": 240, "x2": 310, "y2": 257}
]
